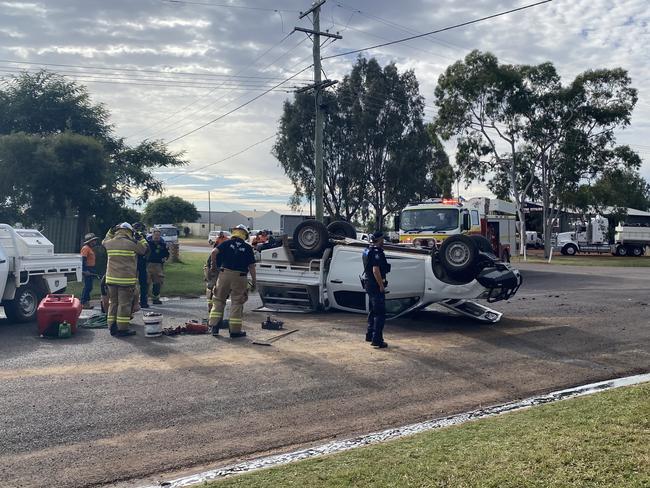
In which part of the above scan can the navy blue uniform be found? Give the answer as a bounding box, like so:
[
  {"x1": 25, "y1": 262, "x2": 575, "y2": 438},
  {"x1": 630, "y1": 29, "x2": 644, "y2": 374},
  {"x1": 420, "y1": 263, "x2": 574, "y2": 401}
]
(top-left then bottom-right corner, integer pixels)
[
  {"x1": 147, "y1": 236, "x2": 169, "y2": 263},
  {"x1": 363, "y1": 244, "x2": 390, "y2": 345},
  {"x1": 217, "y1": 237, "x2": 256, "y2": 272},
  {"x1": 137, "y1": 240, "x2": 150, "y2": 307}
]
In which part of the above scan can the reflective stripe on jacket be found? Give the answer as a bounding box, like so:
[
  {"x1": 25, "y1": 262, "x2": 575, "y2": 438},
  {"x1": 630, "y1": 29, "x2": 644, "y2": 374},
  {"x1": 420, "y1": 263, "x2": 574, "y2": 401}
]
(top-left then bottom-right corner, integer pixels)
[{"x1": 103, "y1": 228, "x2": 149, "y2": 286}]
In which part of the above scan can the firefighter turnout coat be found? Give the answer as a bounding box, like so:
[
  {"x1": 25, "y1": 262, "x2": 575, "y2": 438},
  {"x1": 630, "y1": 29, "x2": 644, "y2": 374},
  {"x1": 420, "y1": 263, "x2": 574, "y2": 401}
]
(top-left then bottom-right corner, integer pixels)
[{"x1": 103, "y1": 228, "x2": 149, "y2": 286}]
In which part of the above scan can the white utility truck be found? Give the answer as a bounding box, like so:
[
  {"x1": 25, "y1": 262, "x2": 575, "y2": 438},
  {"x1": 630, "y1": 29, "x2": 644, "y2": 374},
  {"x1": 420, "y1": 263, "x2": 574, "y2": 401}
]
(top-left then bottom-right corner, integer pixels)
[
  {"x1": 398, "y1": 197, "x2": 517, "y2": 262},
  {"x1": 256, "y1": 220, "x2": 521, "y2": 324},
  {"x1": 555, "y1": 216, "x2": 650, "y2": 257},
  {"x1": 0, "y1": 224, "x2": 82, "y2": 322}
]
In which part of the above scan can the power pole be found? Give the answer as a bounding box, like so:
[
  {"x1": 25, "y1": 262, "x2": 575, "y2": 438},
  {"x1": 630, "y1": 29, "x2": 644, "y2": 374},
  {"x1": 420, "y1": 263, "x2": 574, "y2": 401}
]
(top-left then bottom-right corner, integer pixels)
[{"x1": 296, "y1": 1, "x2": 341, "y2": 222}]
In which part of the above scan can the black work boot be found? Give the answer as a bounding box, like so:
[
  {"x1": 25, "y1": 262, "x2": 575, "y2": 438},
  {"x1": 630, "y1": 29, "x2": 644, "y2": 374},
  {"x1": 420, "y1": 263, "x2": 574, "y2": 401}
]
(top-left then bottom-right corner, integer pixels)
[
  {"x1": 152, "y1": 298, "x2": 162, "y2": 305},
  {"x1": 230, "y1": 331, "x2": 247, "y2": 338},
  {"x1": 109, "y1": 324, "x2": 118, "y2": 336},
  {"x1": 371, "y1": 341, "x2": 388, "y2": 348},
  {"x1": 365, "y1": 332, "x2": 373, "y2": 342},
  {"x1": 116, "y1": 329, "x2": 136, "y2": 337},
  {"x1": 211, "y1": 320, "x2": 223, "y2": 336}
]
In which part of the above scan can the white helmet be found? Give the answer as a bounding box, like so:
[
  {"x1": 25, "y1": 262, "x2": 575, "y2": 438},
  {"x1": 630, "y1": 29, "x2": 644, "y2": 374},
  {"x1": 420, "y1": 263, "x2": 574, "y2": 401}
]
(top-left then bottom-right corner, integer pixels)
[{"x1": 119, "y1": 222, "x2": 133, "y2": 231}]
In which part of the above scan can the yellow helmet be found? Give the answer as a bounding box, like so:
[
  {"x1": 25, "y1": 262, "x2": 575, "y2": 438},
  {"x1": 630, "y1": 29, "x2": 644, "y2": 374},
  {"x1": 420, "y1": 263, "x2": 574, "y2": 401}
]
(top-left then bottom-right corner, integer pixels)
[{"x1": 232, "y1": 224, "x2": 249, "y2": 240}]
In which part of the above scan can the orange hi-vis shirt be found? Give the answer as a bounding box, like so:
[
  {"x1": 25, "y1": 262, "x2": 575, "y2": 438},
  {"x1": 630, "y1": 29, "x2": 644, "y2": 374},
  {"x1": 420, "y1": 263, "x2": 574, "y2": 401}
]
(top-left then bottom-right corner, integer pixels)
[{"x1": 80, "y1": 244, "x2": 97, "y2": 267}]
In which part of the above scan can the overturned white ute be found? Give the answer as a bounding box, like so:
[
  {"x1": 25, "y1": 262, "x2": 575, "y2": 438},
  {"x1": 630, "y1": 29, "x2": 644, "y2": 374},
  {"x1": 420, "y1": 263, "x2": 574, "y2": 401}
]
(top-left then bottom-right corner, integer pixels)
[{"x1": 256, "y1": 221, "x2": 522, "y2": 323}]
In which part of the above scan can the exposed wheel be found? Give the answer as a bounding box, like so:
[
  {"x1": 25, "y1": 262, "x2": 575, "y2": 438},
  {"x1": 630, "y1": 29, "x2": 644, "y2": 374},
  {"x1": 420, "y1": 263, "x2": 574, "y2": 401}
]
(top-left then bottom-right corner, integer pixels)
[
  {"x1": 4, "y1": 285, "x2": 40, "y2": 323},
  {"x1": 439, "y1": 235, "x2": 478, "y2": 279},
  {"x1": 615, "y1": 245, "x2": 627, "y2": 257},
  {"x1": 563, "y1": 244, "x2": 578, "y2": 256},
  {"x1": 293, "y1": 220, "x2": 330, "y2": 257},
  {"x1": 327, "y1": 220, "x2": 357, "y2": 239},
  {"x1": 470, "y1": 235, "x2": 495, "y2": 255},
  {"x1": 631, "y1": 246, "x2": 643, "y2": 257}
]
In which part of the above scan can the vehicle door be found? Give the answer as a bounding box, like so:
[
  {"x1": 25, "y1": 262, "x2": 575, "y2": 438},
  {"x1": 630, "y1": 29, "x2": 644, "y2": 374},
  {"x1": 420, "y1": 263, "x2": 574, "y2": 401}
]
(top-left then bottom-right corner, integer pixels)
[
  {"x1": 382, "y1": 249, "x2": 426, "y2": 316},
  {"x1": 0, "y1": 245, "x2": 8, "y2": 301},
  {"x1": 327, "y1": 247, "x2": 367, "y2": 313}
]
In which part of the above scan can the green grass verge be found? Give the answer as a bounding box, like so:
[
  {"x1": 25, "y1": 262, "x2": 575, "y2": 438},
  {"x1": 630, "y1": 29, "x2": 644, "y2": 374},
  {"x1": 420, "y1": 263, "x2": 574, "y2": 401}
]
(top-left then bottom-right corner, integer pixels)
[
  {"x1": 67, "y1": 252, "x2": 207, "y2": 299},
  {"x1": 513, "y1": 254, "x2": 650, "y2": 267},
  {"x1": 210, "y1": 383, "x2": 650, "y2": 488}
]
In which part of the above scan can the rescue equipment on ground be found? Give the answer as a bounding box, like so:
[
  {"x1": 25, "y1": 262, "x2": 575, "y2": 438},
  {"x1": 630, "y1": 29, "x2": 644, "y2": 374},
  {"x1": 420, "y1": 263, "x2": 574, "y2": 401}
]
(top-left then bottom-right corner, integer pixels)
[
  {"x1": 143, "y1": 312, "x2": 163, "y2": 337},
  {"x1": 37, "y1": 294, "x2": 82, "y2": 336},
  {"x1": 261, "y1": 316, "x2": 284, "y2": 330},
  {"x1": 252, "y1": 328, "x2": 298, "y2": 346}
]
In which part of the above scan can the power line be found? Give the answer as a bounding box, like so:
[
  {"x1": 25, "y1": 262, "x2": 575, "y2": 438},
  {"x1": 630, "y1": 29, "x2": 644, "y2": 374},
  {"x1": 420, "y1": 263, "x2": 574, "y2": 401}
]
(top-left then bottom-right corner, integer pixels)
[
  {"x1": 144, "y1": 36, "x2": 312, "y2": 141},
  {"x1": 322, "y1": 0, "x2": 554, "y2": 60},
  {"x1": 166, "y1": 64, "x2": 313, "y2": 144},
  {"x1": 128, "y1": 31, "x2": 300, "y2": 139},
  {"x1": 163, "y1": 133, "x2": 277, "y2": 183},
  {"x1": 0, "y1": 59, "x2": 311, "y2": 81},
  {"x1": 159, "y1": 0, "x2": 299, "y2": 13},
  {"x1": 0, "y1": 67, "x2": 310, "y2": 89}
]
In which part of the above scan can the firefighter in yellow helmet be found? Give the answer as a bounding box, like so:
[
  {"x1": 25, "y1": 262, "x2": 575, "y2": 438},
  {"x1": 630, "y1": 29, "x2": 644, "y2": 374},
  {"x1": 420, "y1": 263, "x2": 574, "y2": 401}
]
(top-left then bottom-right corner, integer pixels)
[
  {"x1": 208, "y1": 224, "x2": 256, "y2": 338},
  {"x1": 102, "y1": 222, "x2": 149, "y2": 337}
]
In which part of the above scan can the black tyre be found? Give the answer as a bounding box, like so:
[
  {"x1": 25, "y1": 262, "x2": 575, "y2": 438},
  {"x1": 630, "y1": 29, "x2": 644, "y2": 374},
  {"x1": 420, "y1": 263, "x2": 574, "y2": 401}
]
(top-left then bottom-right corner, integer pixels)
[
  {"x1": 563, "y1": 244, "x2": 578, "y2": 256},
  {"x1": 439, "y1": 235, "x2": 478, "y2": 278},
  {"x1": 4, "y1": 284, "x2": 40, "y2": 323},
  {"x1": 293, "y1": 220, "x2": 330, "y2": 257},
  {"x1": 470, "y1": 235, "x2": 495, "y2": 255},
  {"x1": 502, "y1": 249, "x2": 511, "y2": 263},
  {"x1": 327, "y1": 220, "x2": 357, "y2": 239},
  {"x1": 615, "y1": 245, "x2": 627, "y2": 257},
  {"x1": 631, "y1": 246, "x2": 643, "y2": 257}
]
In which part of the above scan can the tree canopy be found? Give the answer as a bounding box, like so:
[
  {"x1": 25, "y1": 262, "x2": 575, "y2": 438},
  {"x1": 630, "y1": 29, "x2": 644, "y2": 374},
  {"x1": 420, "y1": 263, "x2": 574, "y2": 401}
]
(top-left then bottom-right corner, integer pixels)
[
  {"x1": 0, "y1": 71, "x2": 187, "y2": 235},
  {"x1": 142, "y1": 196, "x2": 200, "y2": 225},
  {"x1": 434, "y1": 50, "x2": 640, "y2": 256},
  {"x1": 274, "y1": 57, "x2": 453, "y2": 229}
]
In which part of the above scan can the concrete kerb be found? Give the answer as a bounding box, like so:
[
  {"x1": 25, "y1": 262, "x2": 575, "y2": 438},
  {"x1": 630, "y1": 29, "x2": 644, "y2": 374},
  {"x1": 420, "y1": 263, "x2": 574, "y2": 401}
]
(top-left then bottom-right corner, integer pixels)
[{"x1": 139, "y1": 372, "x2": 650, "y2": 488}]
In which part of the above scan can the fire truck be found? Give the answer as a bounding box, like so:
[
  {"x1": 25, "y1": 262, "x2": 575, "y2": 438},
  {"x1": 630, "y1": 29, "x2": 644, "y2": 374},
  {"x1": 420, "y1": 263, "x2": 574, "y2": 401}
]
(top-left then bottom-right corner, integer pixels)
[{"x1": 397, "y1": 197, "x2": 517, "y2": 262}]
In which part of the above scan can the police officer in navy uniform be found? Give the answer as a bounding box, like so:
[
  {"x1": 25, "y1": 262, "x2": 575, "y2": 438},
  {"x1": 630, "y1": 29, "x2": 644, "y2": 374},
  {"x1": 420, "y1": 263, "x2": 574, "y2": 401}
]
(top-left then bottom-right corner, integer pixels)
[{"x1": 363, "y1": 231, "x2": 390, "y2": 348}]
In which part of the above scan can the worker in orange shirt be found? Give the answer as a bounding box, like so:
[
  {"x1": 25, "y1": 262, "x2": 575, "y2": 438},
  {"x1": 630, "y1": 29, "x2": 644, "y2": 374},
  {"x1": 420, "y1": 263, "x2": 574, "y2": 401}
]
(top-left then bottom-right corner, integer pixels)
[{"x1": 80, "y1": 233, "x2": 100, "y2": 309}]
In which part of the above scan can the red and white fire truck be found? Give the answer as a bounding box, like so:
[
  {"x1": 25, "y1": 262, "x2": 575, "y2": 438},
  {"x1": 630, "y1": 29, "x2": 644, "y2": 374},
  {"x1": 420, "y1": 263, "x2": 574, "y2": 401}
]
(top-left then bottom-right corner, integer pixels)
[{"x1": 397, "y1": 197, "x2": 517, "y2": 262}]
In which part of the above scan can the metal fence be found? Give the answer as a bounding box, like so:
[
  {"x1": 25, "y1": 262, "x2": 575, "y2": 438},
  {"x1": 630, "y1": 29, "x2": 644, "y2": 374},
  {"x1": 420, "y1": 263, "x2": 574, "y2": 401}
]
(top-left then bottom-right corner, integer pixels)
[{"x1": 41, "y1": 216, "x2": 79, "y2": 253}]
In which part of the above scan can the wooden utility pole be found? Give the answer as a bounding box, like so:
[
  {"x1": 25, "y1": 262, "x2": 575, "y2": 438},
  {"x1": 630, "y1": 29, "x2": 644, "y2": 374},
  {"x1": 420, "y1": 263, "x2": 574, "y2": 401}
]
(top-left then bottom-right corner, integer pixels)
[{"x1": 296, "y1": 1, "x2": 341, "y2": 222}]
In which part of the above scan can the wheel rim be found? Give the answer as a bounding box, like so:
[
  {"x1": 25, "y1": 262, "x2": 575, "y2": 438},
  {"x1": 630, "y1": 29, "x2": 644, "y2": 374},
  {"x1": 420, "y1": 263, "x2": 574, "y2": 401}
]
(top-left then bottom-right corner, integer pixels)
[
  {"x1": 618, "y1": 247, "x2": 627, "y2": 256},
  {"x1": 446, "y1": 242, "x2": 471, "y2": 268},
  {"x1": 19, "y1": 291, "x2": 36, "y2": 317},
  {"x1": 567, "y1": 247, "x2": 575, "y2": 255},
  {"x1": 633, "y1": 248, "x2": 641, "y2": 256},
  {"x1": 299, "y1": 228, "x2": 318, "y2": 250}
]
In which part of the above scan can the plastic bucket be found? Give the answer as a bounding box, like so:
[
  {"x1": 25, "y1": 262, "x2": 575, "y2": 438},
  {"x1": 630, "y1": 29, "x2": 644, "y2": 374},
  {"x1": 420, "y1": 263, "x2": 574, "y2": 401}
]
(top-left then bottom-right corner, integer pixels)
[{"x1": 143, "y1": 312, "x2": 163, "y2": 337}]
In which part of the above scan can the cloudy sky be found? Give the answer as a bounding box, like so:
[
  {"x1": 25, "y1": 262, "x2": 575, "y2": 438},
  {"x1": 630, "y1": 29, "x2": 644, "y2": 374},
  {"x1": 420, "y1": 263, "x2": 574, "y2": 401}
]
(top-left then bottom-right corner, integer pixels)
[{"x1": 1, "y1": 0, "x2": 649, "y2": 213}]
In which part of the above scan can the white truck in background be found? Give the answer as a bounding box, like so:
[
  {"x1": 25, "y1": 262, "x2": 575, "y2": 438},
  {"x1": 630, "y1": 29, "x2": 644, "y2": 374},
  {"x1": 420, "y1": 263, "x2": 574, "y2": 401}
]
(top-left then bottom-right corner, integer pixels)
[
  {"x1": 0, "y1": 224, "x2": 82, "y2": 322},
  {"x1": 555, "y1": 215, "x2": 650, "y2": 257}
]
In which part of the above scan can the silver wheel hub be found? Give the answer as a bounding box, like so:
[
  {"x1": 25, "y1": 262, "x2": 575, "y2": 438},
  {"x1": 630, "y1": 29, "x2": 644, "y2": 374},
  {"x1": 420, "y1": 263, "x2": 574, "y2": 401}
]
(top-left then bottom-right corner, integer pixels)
[
  {"x1": 19, "y1": 292, "x2": 36, "y2": 316},
  {"x1": 447, "y1": 242, "x2": 470, "y2": 267},
  {"x1": 300, "y1": 229, "x2": 318, "y2": 249}
]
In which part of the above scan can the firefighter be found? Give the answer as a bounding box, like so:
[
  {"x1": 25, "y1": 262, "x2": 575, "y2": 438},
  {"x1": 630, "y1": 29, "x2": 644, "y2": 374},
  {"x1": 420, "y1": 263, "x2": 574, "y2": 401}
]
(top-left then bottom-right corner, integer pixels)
[
  {"x1": 132, "y1": 222, "x2": 151, "y2": 308},
  {"x1": 208, "y1": 224, "x2": 256, "y2": 338},
  {"x1": 146, "y1": 228, "x2": 169, "y2": 305},
  {"x1": 204, "y1": 241, "x2": 221, "y2": 314},
  {"x1": 362, "y1": 231, "x2": 391, "y2": 348},
  {"x1": 103, "y1": 222, "x2": 149, "y2": 337}
]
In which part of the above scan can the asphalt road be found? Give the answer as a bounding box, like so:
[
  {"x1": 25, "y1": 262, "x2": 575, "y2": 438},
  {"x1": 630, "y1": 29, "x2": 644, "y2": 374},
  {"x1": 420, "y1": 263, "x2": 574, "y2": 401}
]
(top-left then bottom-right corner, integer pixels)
[{"x1": 1, "y1": 264, "x2": 649, "y2": 488}]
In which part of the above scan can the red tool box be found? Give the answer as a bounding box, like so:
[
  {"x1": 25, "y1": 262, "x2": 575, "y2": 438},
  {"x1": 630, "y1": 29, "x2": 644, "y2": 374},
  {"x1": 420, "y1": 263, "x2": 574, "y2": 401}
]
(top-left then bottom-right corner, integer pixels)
[{"x1": 37, "y1": 294, "x2": 82, "y2": 335}]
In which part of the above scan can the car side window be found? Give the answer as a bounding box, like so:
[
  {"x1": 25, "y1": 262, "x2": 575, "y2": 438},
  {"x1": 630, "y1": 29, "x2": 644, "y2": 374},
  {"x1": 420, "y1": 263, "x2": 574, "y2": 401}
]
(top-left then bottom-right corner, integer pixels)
[{"x1": 471, "y1": 210, "x2": 480, "y2": 226}]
